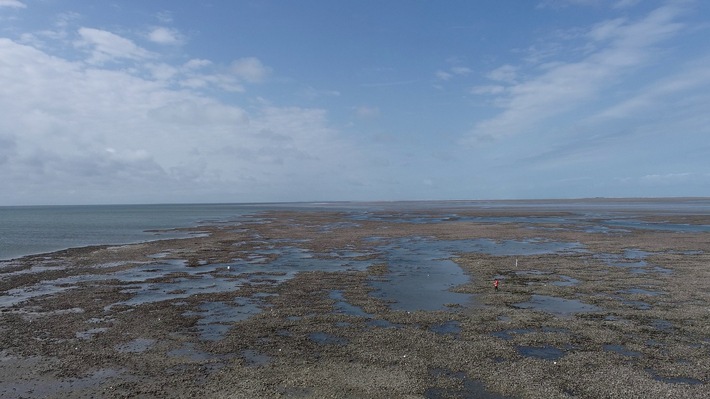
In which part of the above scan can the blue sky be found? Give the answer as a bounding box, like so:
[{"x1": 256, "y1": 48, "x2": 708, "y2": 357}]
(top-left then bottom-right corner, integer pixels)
[{"x1": 1, "y1": 0, "x2": 709, "y2": 205}]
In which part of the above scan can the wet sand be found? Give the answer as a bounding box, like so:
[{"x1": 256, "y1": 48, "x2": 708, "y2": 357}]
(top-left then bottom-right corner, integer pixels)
[{"x1": 1, "y1": 203, "x2": 709, "y2": 398}]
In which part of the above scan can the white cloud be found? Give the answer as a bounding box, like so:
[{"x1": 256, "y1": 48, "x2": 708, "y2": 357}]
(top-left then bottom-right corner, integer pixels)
[
  {"x1": 486, "y1": 64, "x2": 518, "y2": 83},
  {"x1": 0, "y1": 37, "x2": 363, "y2": 204},
  {"x1": 467, "y1": 3, "x2": 686, "y2": 143},
  {"x1": 3, "y1": 1, "x2": 703, "y2": 204},
  {"x1": 69, "y1": 27, "x2": 257, "y2": 93},
  {"x1": 147, "y1": 62, "x2": 178, "y2": 81},
  {"x1": 538, "y1": 0, "x2": 641, "y2": 10},
  {"x1": 587, "y1": 18, "x2": 627, "y2": 42},
  {"x1": 156, "y1": 11, "x2": 174, "y2": 24},
  {"x1": 148, "y1": 98, "x2": 248, "y2": 127},
  {"x1": 471, "y1": 85, "x2": 506, "y2": 95},
  {"x1": 301, "y1": 86, "x2": 340, "y2": 100},
  {"x1": 613, "y1": 0, "x2": 641, "y2": 9},
  {"x1": 451, "y1": 66, "x2": 472, "y2": 76},
  {"x1": 0, "y1": 0, "x2": 25, "y2": 8},
  {"x1": 230, "y1": 57, "x2": 270, "y2": 83},
  {"x1": 16, "y1": 12, "x2": 79, "y2": 48},
  {"x1": 180, "y1": 73, "x2": 245, "y2": 92},
  {"x1": 435, "y1": 70, "x2": 453, "y2": 81},
  {"x1": 355, "y1": 106, "x2": 380, "y2": 119},
  {"x1": 76, "y1": 27, "x2": 154, "y2": 64},
  {"x1": 147, "y1": 26, "x2": 184, "y2": 45},
  {"x1": 537, "y1": 0, "x2": 600, "y2": 9},
  {"x1": 593, "y1": 60, "x2": 710, "y2": 121},
  {"x1": 184, "y1": 58, "x2": 212, "y2": 69},
  {"x1": 56, "y1": 12, "x2": 80, "y2": 29},
  {"x1": 435, "y1": 65, "x2": 472, "y2": 81},
  {"x1": 641, "y1": 172, "x2": 692, "y2": 183}
]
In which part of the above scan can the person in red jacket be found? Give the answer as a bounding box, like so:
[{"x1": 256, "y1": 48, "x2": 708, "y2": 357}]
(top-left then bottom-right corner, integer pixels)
[{"x1": 494, "y1": 279, "x2": 499, "y2": 291}]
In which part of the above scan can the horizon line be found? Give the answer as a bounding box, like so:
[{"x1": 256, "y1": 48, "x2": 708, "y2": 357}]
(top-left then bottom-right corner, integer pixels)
[{"x1": 2, "y1": 196, "x2": 709, "y2": 208}]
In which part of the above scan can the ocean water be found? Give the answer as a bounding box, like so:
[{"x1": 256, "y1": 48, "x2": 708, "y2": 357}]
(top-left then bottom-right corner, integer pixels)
[
  {"x1": 0, "y1": 203, "x2": 279, "y2": 260},
  {"x1": 1, "y1": 199, "x2": 709, "y2": 261}
]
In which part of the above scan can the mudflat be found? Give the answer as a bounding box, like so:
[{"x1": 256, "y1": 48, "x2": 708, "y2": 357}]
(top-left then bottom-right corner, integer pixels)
[{"x1": 1, "y1": 202, "x2": 708, "y2": 398}]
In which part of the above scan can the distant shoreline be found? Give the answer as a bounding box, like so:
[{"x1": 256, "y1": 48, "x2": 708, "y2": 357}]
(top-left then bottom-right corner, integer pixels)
[
  {"x1": 1, "y1": 196, "x2": 709, "y2": 208},
  {"x1": 2, "y1": 198, "x2": 709, "y2": 261}
]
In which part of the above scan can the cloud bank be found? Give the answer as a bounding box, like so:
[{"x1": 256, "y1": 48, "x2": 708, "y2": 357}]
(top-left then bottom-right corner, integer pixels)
[{"x1": 0, "y1": 29, "x2": 364, "y2": 204}]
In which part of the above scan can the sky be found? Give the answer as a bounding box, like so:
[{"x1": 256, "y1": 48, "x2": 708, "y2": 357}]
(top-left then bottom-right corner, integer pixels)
[{"x1": 1, "y1": 0, "x2": 709, "y2": 205}]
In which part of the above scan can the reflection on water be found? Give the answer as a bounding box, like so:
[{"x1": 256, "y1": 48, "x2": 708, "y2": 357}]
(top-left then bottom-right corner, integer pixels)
[
  {"x1": 603, "y1": 344, "x2": 641, "y2": 358},
  {"x1": 651, "y1": 319, "x2": 674, "y2": 332},
  {"x1": 184, "y1": 297, "x2": 267, "y2": 341},
  {"x1": 168, "y1": 342, "x2": 215, "y2": 361},
  {"x1": 76, "y1": 327, "x2": 108, "y2": 340},
  {"x1": 429, "y1": 320, "x2": 461, "y2": 336},
  {"x1": 329, "y1": 290, "x2": 371, "y2": 318},
  {"x1": 0, "y1": 233, "x2": 590, "y2": 333},
  {"x1": 115, "y1": 338, "x2": 155, "y2": 353},
  {"x1": 593, "y1": 249, "x2": 677, "y2": 275},
  {"x1": 605, "y1": 219, "x2": 710, "y2": 233},
  {"x1": 552, "y1": 275, "x2": 580, "y2": 287},
  {"x1": 425, "y1": 368, "x2": 514, "y2": 399},
  {"x1": 370, "y1": 237, "x2": 583, "y2": 311},
  {"x1": 646, "y1": 368, "x2": 703, "y2": 385},
  {"x1": 513, "y1": 295, "x2": 600, "y2": 317},
  {"x1": 241, "y1": 349, "x2": 271, "y2": 366},
  {"x1": 517, "y1": 345, "x2": 565, "y2": 360},
  {"x1": 345, "y1": 200, "x2": 710, "y2": 234},
  {"x1": 0, "y1": 366, "x2": 121, "y2": 399},
  {"x1": 369, "y1": 245, "x2": 470, "y2": 311},
  {"x1": 309, "y1": 332, "x2": 348, "y2": 346},
  {"x1": 228, "y1": 246, "x2": 374, "y2": 277},
  {"x1": 620, "y1": 288, "x2": 663, "y2": 296}
]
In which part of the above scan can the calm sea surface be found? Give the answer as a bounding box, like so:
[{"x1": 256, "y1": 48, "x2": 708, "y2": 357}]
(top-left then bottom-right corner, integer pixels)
[
  {"x1": 0, "y1": 203, "x2": 288, "y2": 260},
  {"x1": 1, "y1": 199, "x2": 709, "y2": 261}
]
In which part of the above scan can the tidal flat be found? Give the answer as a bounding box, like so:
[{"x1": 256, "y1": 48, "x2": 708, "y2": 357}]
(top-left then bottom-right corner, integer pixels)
[{"x1": 1, "y1": 200, "x2": 709, "y2": 398}]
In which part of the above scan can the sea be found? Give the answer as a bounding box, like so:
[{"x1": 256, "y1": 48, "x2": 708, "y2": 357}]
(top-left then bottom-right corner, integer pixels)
[
  {"x1": 0, "y1": 203, "x2": 285, "y2": 260},
  {"x1": 1, "y1": 199, "x2": 709, "y2": 261}
]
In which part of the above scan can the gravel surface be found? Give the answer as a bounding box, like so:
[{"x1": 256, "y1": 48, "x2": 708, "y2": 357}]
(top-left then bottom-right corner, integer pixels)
[{"x1": 1, "y1": 204, "x2": 708, "y2": 398}]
